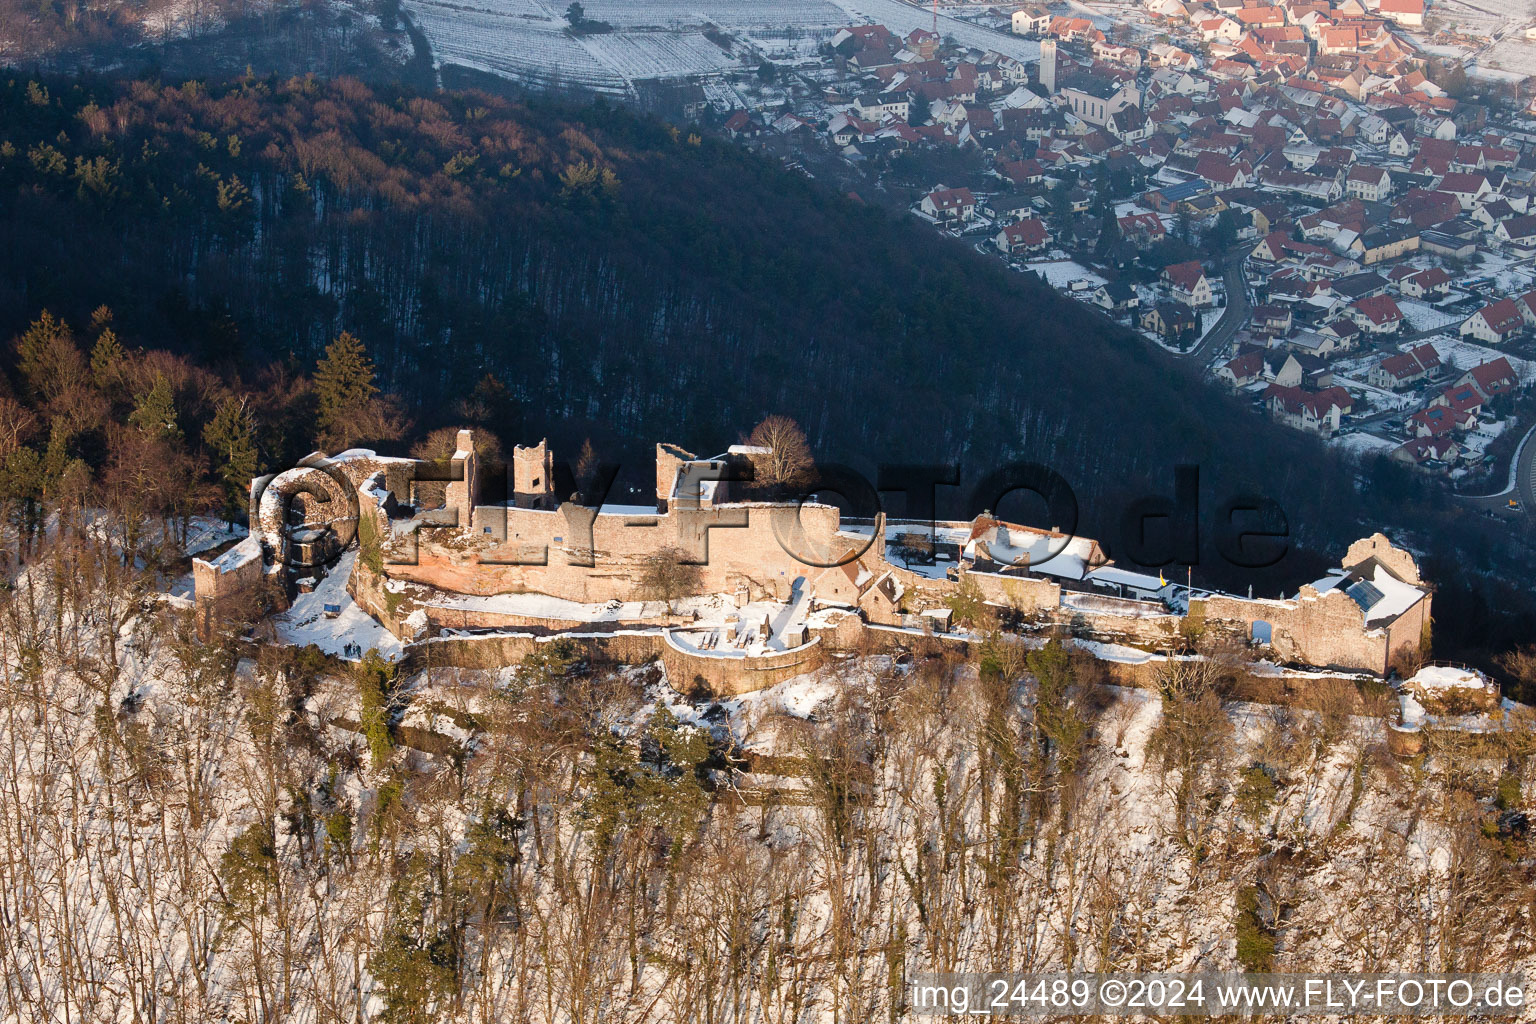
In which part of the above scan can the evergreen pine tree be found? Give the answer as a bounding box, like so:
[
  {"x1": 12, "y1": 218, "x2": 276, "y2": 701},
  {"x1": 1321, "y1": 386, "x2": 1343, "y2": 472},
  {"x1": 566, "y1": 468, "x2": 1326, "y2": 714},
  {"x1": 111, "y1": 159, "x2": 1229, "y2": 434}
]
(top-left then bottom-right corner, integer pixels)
[
  {"x1": 128, "y1": 373, "x2": 181, "y2": 441},
  {"x1": 41, "y1": 420, "x2": 71, "y2": 492},
  {"x1": 314, "y1": 331, "x2": 380, "y2": 448},
  {"x1": 15, "y1": 310, "x2": 85, "y2": 406},
  {"x1": 204, "y1": 395, "x2": 259, "y2": 519},
  {"x1": 90, "y1": 326, "x2": 126, "y2": 391}
]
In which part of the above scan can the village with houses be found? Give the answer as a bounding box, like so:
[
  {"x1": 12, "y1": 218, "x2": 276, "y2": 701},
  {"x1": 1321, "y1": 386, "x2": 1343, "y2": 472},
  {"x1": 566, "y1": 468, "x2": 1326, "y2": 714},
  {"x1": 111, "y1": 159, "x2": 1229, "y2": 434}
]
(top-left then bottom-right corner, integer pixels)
[{"x1": 649, "y1": 0, "x2": 1536, "y2": 496}]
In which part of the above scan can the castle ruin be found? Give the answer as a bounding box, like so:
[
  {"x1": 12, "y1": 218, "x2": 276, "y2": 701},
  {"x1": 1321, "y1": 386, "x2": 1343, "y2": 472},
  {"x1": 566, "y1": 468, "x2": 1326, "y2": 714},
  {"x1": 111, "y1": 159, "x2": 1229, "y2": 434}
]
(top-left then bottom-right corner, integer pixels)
[{"x1": 194, "y1": 431, "x2": 1433, "y2": 690}]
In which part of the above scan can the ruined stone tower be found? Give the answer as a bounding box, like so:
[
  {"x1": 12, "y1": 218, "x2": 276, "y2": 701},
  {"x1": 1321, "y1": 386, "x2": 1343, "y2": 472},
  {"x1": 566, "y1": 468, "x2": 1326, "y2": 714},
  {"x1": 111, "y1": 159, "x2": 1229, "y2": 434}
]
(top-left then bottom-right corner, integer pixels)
[{"x1": 512, "y1": 439, "x2": 557, "y2": 509}]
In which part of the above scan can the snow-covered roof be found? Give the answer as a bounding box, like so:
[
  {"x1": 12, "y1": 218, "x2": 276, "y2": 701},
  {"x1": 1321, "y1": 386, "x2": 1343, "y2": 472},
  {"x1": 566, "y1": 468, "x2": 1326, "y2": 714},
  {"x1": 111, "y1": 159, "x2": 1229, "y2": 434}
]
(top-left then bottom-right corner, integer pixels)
[
  {"x1": 1353, "y1": 564, "x2": 1425, "y2": 625},
  {"x1": 1085, "y1": 565, "x2": 1174, "y2": 594},
  {"x1": 1305, "y1": 562, "x2": 1425, "y2": 625},
  {"x1": 968, "y1": 524, "x2": 1099, "y2": 580},
  {"x1": 199, "y1": 534, "x2": 262, "y2": 573}
]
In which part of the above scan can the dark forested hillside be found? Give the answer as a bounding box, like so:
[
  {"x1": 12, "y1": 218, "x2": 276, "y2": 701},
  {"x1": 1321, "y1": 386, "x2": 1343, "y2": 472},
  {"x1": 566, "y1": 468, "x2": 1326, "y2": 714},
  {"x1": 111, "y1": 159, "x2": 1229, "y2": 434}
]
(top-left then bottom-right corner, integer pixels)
[{"x1": 0, "y1": 71, "x2": 1531, "y2": 664}]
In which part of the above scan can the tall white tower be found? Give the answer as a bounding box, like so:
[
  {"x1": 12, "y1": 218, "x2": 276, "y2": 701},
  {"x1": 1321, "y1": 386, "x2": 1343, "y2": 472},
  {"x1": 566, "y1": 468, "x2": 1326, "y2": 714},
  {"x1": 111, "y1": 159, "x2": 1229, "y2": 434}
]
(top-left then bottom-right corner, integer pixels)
[{"x1": 1039, "y1": 39, "x2": 1057, "y2": 94}]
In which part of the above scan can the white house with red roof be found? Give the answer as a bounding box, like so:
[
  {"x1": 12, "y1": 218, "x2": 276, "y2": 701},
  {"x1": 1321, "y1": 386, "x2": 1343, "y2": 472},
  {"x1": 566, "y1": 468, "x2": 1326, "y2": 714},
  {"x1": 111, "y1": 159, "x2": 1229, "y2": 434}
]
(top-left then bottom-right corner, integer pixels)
[
  {"x1": 1198, "y1": 16, "x2": 1242, "y2": 41},
  {"x1": 1437, "y1": 172, "x2": 1494, "y2": 210},
  {"x1": 1393, "y1": 435, "x2": 1459, "y2": 468},
  {"x1": 1456, "y1": 357, "x2": 1519, "y2": 402},
  {"x1": 1118, "y1": 212, "x2": 1167, "y2": 244},
  {"x1": 1406, "y1": 405, "x2": 1474, "y2": 438},
  {"x1": 1250, "y1": 231, "x2": 1330, "y2": 263},
  {"x1": 920, "y1": 186, "x2": 977, "y2": 222},
  {"x1": 1265, "y1": 384, "x2": 1353, "y2": 435},
  {"x1": 1429, "y1": 382, "x2": 1485, "y2": 422},
  {"x1": 1369, "y1": 343, "x2": 1440, "y2": 389},
  {"x1": 1345, "y1": 165, "x2": 1392, "y2": 201},
  {"x1": 1461, "y1": 298, "x2": 1525, "y2": 344},
  {"x1": 1162, "y1": 260, "x2": 1213, "y2": 306},
  {"x1": 1350, "y1": 294, "x2": 1404, "y2": 334},
  {"x1": 1377, "y1": 0, "x2": 1424, "y2": 27},
  {"x1": 724, "y1": 111, "x2": 762, "y2": 138},
  {"x1": 995, "y1": 218, "x2": 1050, "y2": 254},
  {"x1": 1194, "y1": 153, "x2": 1252, "y2": 190},
  {"x1": 1216, "y1": 349, "x2": 1266, "y2": 388},
  {"x1": 1496, "y1": 214, "x2": 1536, "y2": 252},
  {"x1": 1399, "y1": 267, "x2": 1451, "y2": 298}
]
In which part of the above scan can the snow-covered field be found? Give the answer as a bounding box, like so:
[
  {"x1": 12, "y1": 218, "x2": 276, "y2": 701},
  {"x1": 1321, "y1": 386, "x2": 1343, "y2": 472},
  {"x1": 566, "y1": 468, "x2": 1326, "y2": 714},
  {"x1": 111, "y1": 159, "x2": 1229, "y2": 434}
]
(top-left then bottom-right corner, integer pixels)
[
  {"x1": 1430, "y1": 334, "x2": 1536, "y2": 382},
  {"x1": 1026, "y1": 258, "x2": 1107, "y2": 290},
  {"x1": 1434, "y1": 0, "x2": 1532, "y2": 38},
  {"x1": 1397, "y1": 298, "x2": 1462, "y2": 333},
  {"x1": 1329, "y1": 430, "x2": 1399, "y2": 459},
  {"x1": 405, "y1": 0, "x2": 1040, "y2": 94},
  {"x1": 1477, "y1": 37, "x2": 1536, "y2": 78}
]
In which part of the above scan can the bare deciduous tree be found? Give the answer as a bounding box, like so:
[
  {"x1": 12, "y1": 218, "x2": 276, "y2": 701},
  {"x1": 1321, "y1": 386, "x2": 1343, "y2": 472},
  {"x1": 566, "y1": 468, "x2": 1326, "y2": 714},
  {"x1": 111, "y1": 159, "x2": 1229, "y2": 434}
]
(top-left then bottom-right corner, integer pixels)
[
  {"x1": 745, "y1": 415, "x2": 814, "y2": 490},
  {"x1": 636, "y1": 546, "x2": 702, "y2": 612}
]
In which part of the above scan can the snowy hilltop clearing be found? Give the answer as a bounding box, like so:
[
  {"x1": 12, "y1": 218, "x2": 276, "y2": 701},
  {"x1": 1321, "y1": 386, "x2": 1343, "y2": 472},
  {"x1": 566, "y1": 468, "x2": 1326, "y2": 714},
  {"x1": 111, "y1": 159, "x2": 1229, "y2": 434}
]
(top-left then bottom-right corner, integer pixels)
[
  {"x1": 403, "y1": 0, "x2": 1040, "y2": 94},
  {"x1": 4, "y1": 526, "x2": 1536, "y2": 1022}
]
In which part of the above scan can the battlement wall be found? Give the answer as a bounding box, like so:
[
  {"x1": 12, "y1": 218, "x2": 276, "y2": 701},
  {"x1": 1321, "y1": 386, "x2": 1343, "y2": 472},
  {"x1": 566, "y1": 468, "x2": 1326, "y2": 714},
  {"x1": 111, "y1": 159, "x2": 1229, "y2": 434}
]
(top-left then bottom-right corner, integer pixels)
[{"x1": 379, "y1": 501, "x2": 848, "y2": 606}]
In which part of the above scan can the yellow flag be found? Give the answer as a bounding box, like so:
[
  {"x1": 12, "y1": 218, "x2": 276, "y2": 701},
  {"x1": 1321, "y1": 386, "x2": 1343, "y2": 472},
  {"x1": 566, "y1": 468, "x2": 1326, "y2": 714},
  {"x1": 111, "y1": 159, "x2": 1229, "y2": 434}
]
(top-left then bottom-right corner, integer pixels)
[{"x1": 1159, "y1": 571, "x2": 1167, "y2": 587}]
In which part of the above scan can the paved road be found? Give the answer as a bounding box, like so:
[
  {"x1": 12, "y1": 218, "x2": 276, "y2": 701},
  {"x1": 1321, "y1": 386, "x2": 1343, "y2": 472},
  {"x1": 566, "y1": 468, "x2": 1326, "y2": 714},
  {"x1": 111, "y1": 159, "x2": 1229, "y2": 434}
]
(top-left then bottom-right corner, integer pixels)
[
  {"x1": 1183, "y1": 251, "x2": 1251, "y2": 363},
  {"x1": 1460, "y1": 422, "x2": 1536, "y2": 520},
  {"x1": 1180, "y1": 248, "x2": 1462, "y2": 367}
]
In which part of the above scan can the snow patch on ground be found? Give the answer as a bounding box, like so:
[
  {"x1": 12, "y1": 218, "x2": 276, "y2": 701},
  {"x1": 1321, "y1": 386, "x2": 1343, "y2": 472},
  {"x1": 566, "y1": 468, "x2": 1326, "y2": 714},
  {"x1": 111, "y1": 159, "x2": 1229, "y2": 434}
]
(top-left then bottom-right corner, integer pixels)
[
  {"x1": 274, "y1": 550, "x2": 404, "y2": 662},
  {"x1": 1396, "y1": 299, "x2": 1461, "y2": 333},
  {"x1": 1429, "y1": 335, "x2": 1536, "y2": 383},
  {"x1": 1026, "y1": 258, "x2": 1107, "y2": 290}
]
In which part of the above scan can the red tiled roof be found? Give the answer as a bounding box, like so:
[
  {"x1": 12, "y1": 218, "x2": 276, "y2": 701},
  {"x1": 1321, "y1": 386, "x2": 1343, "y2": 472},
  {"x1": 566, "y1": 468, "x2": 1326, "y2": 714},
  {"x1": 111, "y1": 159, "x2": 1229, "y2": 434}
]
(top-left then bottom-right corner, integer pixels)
[
  {"x1": 1407, "y1": 407, "x2": 1457, "y2": 435},
  {"x1": 1473, "y1": 298, "x2": 1523, "y2": 334},
  {"x1": 1163, "y1": 260, "x2": 1207, "y2": 290},
  {"x1": 1465, "y1": 357, "x2": 1517, "y2": 395},
  {"x1": 1378, "y1": 352, "x2": 1422, "y2": 379},
  {"x1": 1438, "y1": 384, "x2": 1483, "y2": 414},
  {"x1": 1410, "y1": 268, "x2": 1451, "y2": 290},
  {"x1": 1352, "y1": 294, "x2": 1402, "y2": 325},
  {"x1": 1001, "y1": 219, "x2": 1049, "y2": 246},
  {"x1": 1397, "y1": 436, "x2": 1456, "y2": 463},
  {"x1": 926, "y1": 186, "x2": 975, "y2": 209}
]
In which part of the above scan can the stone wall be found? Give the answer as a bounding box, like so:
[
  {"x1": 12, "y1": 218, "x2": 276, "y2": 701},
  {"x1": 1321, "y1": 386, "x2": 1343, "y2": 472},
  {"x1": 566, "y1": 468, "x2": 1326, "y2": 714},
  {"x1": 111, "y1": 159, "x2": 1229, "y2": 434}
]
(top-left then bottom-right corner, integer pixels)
[
  {"x1": 1345, "y1": 533, "x2": 1424, "y2": 584},
  {"x1": 384, "y1": 501, "x2": 850, "y2": 607},
  {"x1": 191, "y1": 537, "x2": 267, "y2": 636},
  {"x1": 1196, "y1": 589, "x2": 1398, "y2": 675},
  {"x1": 809, "y1": 609, "x2": 874, "y2": 651},
  {"x1": 1050, "y1": 604, "x2": 1184, "y2": 647},
  {"x1": 660, "y1": 634, "x2": 826, "y2": 697},
  {"x1": 422, "y1": 605, "x2": 688, "y2": 634},
  {"x1": 404, "y1": 628, "x2": 823, "y2": 698},
  {"x1": 963, "y1": 568, "x2": 1062, "y2": 614},
  {"x1": 407, "y1": 630, "x2": 666, "y2": 672},
  {"x1": 655, "y1": 443, "x2": 693, "y2": 511}
]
